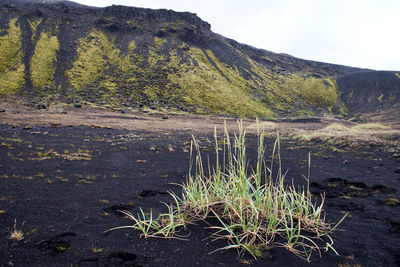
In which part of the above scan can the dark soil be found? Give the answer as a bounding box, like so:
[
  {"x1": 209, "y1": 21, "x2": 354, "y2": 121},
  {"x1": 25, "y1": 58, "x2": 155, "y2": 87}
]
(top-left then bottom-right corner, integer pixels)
[{"x1": 1, "y1": 123, "x2": 400, "y2": 266}]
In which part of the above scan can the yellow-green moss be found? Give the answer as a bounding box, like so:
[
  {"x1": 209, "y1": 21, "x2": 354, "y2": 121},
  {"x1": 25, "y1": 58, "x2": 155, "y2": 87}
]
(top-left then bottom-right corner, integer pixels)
[
  {"x1": 67, "y1": 32, "x2": 106, "y2": 90},
  {"x1": 128, "y1": 40, "x2": 136, "y2": 51},
  {"x1": 245, "y1": 52, "x2": 339, "y2": 112},
  {"x1": 169, "y1": 47, "x2": 273, "y2": 117},
  {"x1": 395, "y1": 73, "x2": 400, "y2": 79},
  {"x1": 63, "y1": 27, "x2": 338, "y2": 117},
  {"x1": 31, "y1": 31, "x2": 59, "y2": 90},
  {"x1": 147, "y1": 37, "x2": 167, "y2": 67},
  {"x1": 28, "y1": 18, "x2": 42, "y2": 40},
  {"x1": 247, "y1": 58, "x2": 299, "y2": 106},
  {"x1": 0, "y1": 18, "x2": 25, "y2": 95},
  {"x1": 166, "y1": 43, "x2": 337, "y2": 117},
  {"x1": 66, "y1": 29, "x2": 130, "y2": 92},
  {"x1": 154, "y1": 36, "x2": 167, "y2": 50},
  {"x1": 298, "y1": 76, "x2": 338, "y2": 108},
  {"x1": 339, "y1": 107, "x2": 348, "y2": 115}
]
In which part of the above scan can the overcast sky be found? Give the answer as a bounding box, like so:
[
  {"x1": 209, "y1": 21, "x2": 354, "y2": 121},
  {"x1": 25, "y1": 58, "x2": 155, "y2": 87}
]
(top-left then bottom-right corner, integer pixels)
[{"x1": 72, "y1": 0, "x2": 400, "y2": 71}]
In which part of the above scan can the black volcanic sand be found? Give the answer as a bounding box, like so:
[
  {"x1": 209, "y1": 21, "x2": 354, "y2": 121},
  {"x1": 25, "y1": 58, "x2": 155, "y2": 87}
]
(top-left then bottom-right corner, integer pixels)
[{"x1": 0, "y1": 124, "x2": 399, "y2": 266}]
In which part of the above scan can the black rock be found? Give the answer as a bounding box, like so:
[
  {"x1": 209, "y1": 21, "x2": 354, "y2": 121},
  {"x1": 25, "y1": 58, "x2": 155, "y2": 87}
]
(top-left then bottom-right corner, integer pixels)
[
  {"x1": 150, "y1": 105, "x2": 157, "y2": 110},
  {"x1": 37, "y1": 104, "x2": 46, "y2": 110},
  {"x1": 61, "y1": 110, "x2": 67, "y2": 114},
  {"x1": 0, "y1": 109, "x2": 5, "y2": 113},
  {"x1": 395, "y1": 168, "x2": 400, "y2": 174},
  {"x1": 162, "y1": 115, "x2": 169, "y2": 119},
  {"x1": 136, "y1": 102, "x2": 143, "y2": 108},
  {"x1": 74, "y1": 104, "x2": 82, "y2": 108},
  {"x1": 121, "y1": 109, "x2": 129, "y2": 114}
]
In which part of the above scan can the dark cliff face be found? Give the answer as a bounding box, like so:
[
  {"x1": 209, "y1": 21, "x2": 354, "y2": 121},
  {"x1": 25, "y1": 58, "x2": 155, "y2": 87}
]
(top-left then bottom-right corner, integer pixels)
[{"x1": 0, "y1": 0, "x2": 398, "y2": 118}]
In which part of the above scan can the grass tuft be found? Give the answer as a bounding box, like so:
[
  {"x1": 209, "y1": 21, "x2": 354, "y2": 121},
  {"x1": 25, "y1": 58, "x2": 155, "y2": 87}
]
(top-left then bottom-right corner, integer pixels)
[
  {"x1": 108, "y1": 121, "x2": 346, "y2": 261},
  {"x1": 8, "y1": 219, "x2": 24, "y2": 242}
]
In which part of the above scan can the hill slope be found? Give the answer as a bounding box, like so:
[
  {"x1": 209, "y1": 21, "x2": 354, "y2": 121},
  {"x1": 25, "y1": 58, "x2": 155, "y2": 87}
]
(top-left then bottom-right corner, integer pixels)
[{"x1": 1, "y1": 0, "x2": 399, "y2": 118}]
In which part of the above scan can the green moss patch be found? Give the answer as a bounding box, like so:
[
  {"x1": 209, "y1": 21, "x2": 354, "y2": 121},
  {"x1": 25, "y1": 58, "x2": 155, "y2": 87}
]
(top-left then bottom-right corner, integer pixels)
[
  {"x1": 0, "y1": 18, "x2": 25, "y2": 95},
  {"x1": 66, "y1": 29, "x2": 130, "y2": 94},
  {"x1": 169, "y1": 47, "x2": 273, "y2": 117},
  {"x1": 61, "y1": 24, "x2": 339, "y2": 117},
  {"x1": 31, "y1": 31, "x2": 59, "y2": 91},
  {"x1": 298, "y1": 76, "x2": 338, "y2": 108}
]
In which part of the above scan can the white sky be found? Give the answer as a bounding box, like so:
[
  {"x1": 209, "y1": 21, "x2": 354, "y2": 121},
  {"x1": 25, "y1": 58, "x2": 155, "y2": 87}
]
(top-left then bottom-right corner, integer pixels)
[{"x1": 72, "y1": 0, "x2": 400, "y2": 71}]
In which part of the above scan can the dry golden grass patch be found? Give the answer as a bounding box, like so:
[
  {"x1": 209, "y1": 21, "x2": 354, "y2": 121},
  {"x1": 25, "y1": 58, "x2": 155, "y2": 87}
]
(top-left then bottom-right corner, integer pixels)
[
  {"x1": 287, "y1": 122, "x2": 400, "y2": 154},
  {"x1": 246, "y1": 121, "x2": 276, "y2": 132},
  {"x1": 8, "y1": 219, "x2": 24, "y2": 242},
  {"x1": 324, "y1": 123, "x2": 350, "y2": 131},
  {"x1": 292, "y1": 122, "x2": 395, "y2": 143},
  {"x1": 351, "y1": 123, "x2": 391, "y2": 130},
  {"x1": 91, "y1": 245, "x2": 104, "y2": 253}
]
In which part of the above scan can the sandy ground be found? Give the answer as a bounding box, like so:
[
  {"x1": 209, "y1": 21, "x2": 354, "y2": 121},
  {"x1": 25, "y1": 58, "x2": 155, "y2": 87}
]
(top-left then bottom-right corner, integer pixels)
[
  {"x1": 1, "y1": 99, "x2": 400, "y2": 266},
  {"x1": 0, "y1": 99, "x2": 347, "y2": 133}
]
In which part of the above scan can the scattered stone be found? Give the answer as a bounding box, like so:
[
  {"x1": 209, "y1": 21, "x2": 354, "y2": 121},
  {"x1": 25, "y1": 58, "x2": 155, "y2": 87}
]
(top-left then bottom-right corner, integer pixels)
[
  {"x1": 74, "y1": 103, "x2": 82, "y2": 108},
  {"x1": 139, "y1": 190, "x2": 168, "y2": 198},
  {"x1": 139, "y1": 190, "x2": 159, "y2": 197},
  {"x1": 121, "y1": 109, "x2": 129, "y2": 114},
  {"x1": 150, "y1": 105, "x2": 157, "y2": 110},
  {"x1": 0, "y1": 109, "x2": 5, "y2": 112},
  {"x1": 395, "y1": 167, "x2": 400, "y2": 174},
  {"x1": 61, "y1": 110, "x2": 67, "y2": 114},
  {"x1": 162, "y1": 115, "x2": 169, "y2": 120},
  {"x1": 37, "y1": 104, "x2": 46, "y2": 110}
]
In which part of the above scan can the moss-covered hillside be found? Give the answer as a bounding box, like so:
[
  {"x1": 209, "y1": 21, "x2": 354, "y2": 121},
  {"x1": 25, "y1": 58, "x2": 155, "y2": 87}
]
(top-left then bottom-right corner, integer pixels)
[{"x1": 1, "y1": 0, "x2": 399, "y2": 118}]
